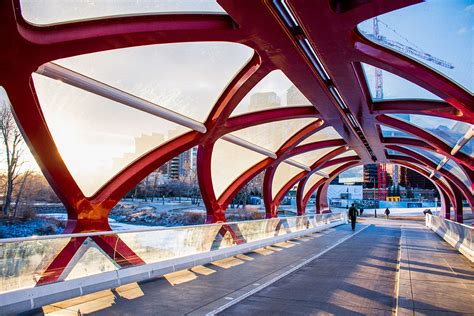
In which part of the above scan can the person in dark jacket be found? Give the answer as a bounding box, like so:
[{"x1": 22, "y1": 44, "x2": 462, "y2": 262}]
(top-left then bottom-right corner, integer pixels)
[
  {"x1": 385, "y1": 208, "x2": 390, "y2": 219},
  {"x1": 348, "y1": 203, "x2": 358, "y2": 231}
]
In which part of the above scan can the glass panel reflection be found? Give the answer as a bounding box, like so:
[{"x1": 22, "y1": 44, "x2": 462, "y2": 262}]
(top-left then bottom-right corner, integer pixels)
[
  {"x1": 299, "y1": 126, "x2": 342, "y2": 146},
  {"x1": 358, "y1": 1, "x2": 473, "y2": 93},
  {"x1": 302, "y1": 173, "x2": 324, "y2": 197},
  {"x1": 460, "y1": 138, "x2": 473, "y2": 158},
  {"x1": 231, "y1": 70, "x2": 310, "y2": 117},
  {"x1": 272, "y1": 162, "x2": 303, "y2": 199},
  {"x1": 329, "y1": 150, "x2": 357, "y2": 160},
  {"x1": 291, "y1": 147, "x2": 337, "y2": 167},
  {"x1": 33, "y1": 73, "x2": 190, "y2": 197},
  {"x1": 380, "y1": 125, "x2": 417, "y2": 139},
  {"x1": 400, "y1": 146, "x2": 444, "y2": 165},
  {"x1": 231, "y1": 118, "x2": 317, "y2": 152},
  {"x1": 388, "y1": 114, "x2": 472, "y2": 147},
  {"x1": 21, "y1": 0, "x2": 226, "y2": 26},
  {"x1": 361, "y1": 63, "x2": 441, "y2": 101},
  {"x1": 211, "y1": 139, "x2": 267, "y2": 198},
  {"x1": 318, "y1": 162, "x2": 348, "y2": 176},
  {"x1": 55, "y1": 42, "x2": 254, "y2": 123},
  {"x1": 442, "y1": 159, "x2": 471, "y2": 189}
]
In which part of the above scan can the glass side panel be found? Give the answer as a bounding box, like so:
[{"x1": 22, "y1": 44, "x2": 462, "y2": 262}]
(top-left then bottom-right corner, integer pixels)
[
  {"x1": 0, "y1": 214, "x2": 344, "y2": 293},
  {"x1": 317, "y1": 162, "x2": 347, "y2": 177},
  {"x1": 361, "y1": 63, "x2": 441, "y2": 101},
  {"x1": 380, "y1": 125, "x2": 417, "y2": 139},
  {"x1": 272, "y1": 162, "x2": 303, "y2": 199},
  {"x1": 388, "y1": 114, "x2": 472, "y2": 147},
  {"x1": 231, "y1": 118, "x2": 317, "y2": 152},
  {"x1": 55, "y1": 42, "x2": 253, "y2": 123},
  {"x1": 329, "y1": 150, "x2": 357, "y2": 160},
  {"x1": 65, "y1": 244, "x2": 117, "y2": 281},
  {"x1": 21, "y1": 0, "x2": 226, "y2": 26},
  {"x1": 460, "y1": 138, "x2": 473, "y2": 158},
  {"x1": 211, "y1": 139, "x2": 267, "y2": 198},
  {"x1": 230, "y1": 70, "x2": 311, "y2": 117},
  {"x1": 358, "y1": 1, "x2": 473, "y2": 93},
  {"x1": 442, "y1": 159, "x2": 471, "y2": 189},
  {"x1": 400, "y1": 146, "x2": 444, "y2": 165},
  {"x1": 299, "y1": 126, "x2": 343, "y2": 146},
  {"x1": 291, "y1": 147, "x2": 337, "y2": 167},
  {"x1": 33, "y1": 73, "x2": 190, "y2": 197},
  {"x1": 302, "y1": 173, "x2": 324, "y2": 198}
]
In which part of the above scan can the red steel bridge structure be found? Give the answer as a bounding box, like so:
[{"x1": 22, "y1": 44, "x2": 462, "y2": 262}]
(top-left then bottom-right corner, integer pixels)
[{"x1": 0, "y1": 0, "x2": 472, "y2": 287}]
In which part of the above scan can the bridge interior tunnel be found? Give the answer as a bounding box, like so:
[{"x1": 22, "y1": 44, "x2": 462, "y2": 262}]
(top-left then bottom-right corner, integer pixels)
[{"x1": 0, "y1": 0, "x2": 472, "y2": 233}]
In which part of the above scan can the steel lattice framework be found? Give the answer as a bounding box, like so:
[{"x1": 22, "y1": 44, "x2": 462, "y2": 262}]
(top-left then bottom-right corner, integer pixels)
[{"x1": 0, "y1": 0, "x2": 472, "y2": 283}]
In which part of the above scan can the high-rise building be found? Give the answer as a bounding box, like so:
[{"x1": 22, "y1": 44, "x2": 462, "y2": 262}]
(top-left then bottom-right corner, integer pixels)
[
  {"x1": 159, "y1": 146, "x2": 198, "y2": 181},
  {"x1": 286, "y1": 85, "x2": 309, "y2": 106},
  {"x1": 249, "y1": 92, "x2": 280, "y2": 112},
  {"x1": 363, "y1": 164, "x2": 378, "y2": 188}
]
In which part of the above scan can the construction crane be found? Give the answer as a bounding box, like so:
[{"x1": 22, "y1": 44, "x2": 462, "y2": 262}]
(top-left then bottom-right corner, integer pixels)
[
  {"x1": 364, "y1": 17, "x2": 454, "y2": 99},
  {"x1": 362, "y1": 17, "x2": 454, "y2": 201}
]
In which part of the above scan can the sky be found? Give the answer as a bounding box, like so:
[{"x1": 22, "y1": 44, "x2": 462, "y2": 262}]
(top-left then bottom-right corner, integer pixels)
[{"x1": 359, "y1": 0, "x2": 474, "y2": 94}]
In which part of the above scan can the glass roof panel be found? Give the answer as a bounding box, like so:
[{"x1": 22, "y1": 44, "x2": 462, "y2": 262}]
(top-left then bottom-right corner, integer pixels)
[
  {"x1": 291, "y1": 147, "x2": 337, "y2": 167},
  {"x1": 55, "y1": 42, "x2": 253, "y2": 123},
  {"x1": 21, "y1": 0, "x2": 226, "y2": 26},
  {"x1": 388, "y1": 114, "x2": 472, "y2": 147},
  {"x1": 338, "y1": 165, "x2": 364, "y2": 184},
  {"x1": 317, "y1": 162, "x2": 348, "y2": 177},
  {"x1": 386, "y1": 149, "x2": 409, "y2": 157},
  {"x1": 33, "y1": 73, "x2": 190, "y2": 197},
  {"x1": 211, "y1": 139, "x2": 267, "y2": 199},
  {"x1": 231, "y1": 70, "x2": 311, "y2": 117},
  {"x1": 358, "y1": 1, "x2": 473, "y2": 93},
  {"x1": 298, "y1": 126, "x2": 343, "y2": 146},
  {"x1": 361, "y1": 63, "x2": 441, "y2": 101},
  {"x1": 400, "y1": 146, "x2": 444, "y2": 165},
  {"x1": 231, "y1": 118, "x2": 317, "y2": 152},
  {"x1": 302, "y1": 173, "x2": 324, "y2": 198},
  {"x1": 272, "y1": 162, "x2": 303, "y2": 199},
  {"x1": 329, "y1": 150, "x2": 358, "y2": 161},
  {"x1": 460, "y1": 138, "x2": 473, "y2": 158},
  {"x1": 442, "y1": 159, "x2": 471, "y2": 190},
  {"x1": 380, "y1": 125, "x2": 417, "y2": 139}
]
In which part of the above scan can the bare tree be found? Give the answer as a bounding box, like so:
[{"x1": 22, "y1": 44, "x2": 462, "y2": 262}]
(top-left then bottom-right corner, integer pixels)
[{"x1": 0, "y1": 102, "x2": 28, "y2": 216}]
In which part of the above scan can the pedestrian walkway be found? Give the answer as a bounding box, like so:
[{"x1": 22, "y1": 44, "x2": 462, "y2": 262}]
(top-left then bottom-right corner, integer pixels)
[
  {"x1": 223, "y1": 222, "x2": 400, "y2": 315},
  {"x1": 398, "y1": 223, "x2": 474, "y2": 315},
  {"x1": 30, "y1": 219, "x2": 473, "y2": 315}
]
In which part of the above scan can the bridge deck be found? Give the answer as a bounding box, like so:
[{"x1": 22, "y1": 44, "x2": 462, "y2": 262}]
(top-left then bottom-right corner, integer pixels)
[{"x1": 33, "y1": 219, "x2": 473, "y2": 315}]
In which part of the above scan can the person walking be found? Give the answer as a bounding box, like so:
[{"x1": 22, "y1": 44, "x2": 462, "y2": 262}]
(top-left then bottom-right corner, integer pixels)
[
  {"x1": 384, "y1": 207, "x2": 390, "y2": 219},
  {"x1": 348, "y1": 203, "x2": 358, "y2": 231}
]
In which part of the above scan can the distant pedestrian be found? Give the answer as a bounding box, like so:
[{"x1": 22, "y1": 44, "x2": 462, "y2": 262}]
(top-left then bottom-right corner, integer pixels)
[
  {"x1": 360, "y1": 208, "x2": 364, "y2": 216},
  {"x1": 384, "y1": 208, "x2": 390, "y2": 219},
  {"x1": 348, "y1": 203, "x2": 358, "y2": 231}
]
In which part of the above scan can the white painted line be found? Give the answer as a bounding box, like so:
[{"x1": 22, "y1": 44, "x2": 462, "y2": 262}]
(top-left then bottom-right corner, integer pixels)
[
  {"x1": 395, "y1": 227, "x2": 403, "y2": 316},
  {"x1": 205, "y1": 225, "x2": 371, "y2": 315}
]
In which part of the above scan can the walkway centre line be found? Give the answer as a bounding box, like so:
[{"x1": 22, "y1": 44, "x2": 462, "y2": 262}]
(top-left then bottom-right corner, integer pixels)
[{"x1": 205, "y1": 224, "x2": 371, "y2": 315}]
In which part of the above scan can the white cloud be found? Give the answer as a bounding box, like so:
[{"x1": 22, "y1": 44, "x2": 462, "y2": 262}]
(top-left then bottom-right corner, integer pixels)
[
  {"x1": 465, "y1": 4, "x2": 474, "y2": 13},
  {"x1": 457, "y1": 27, "x2": 467, "y2": 34}
]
